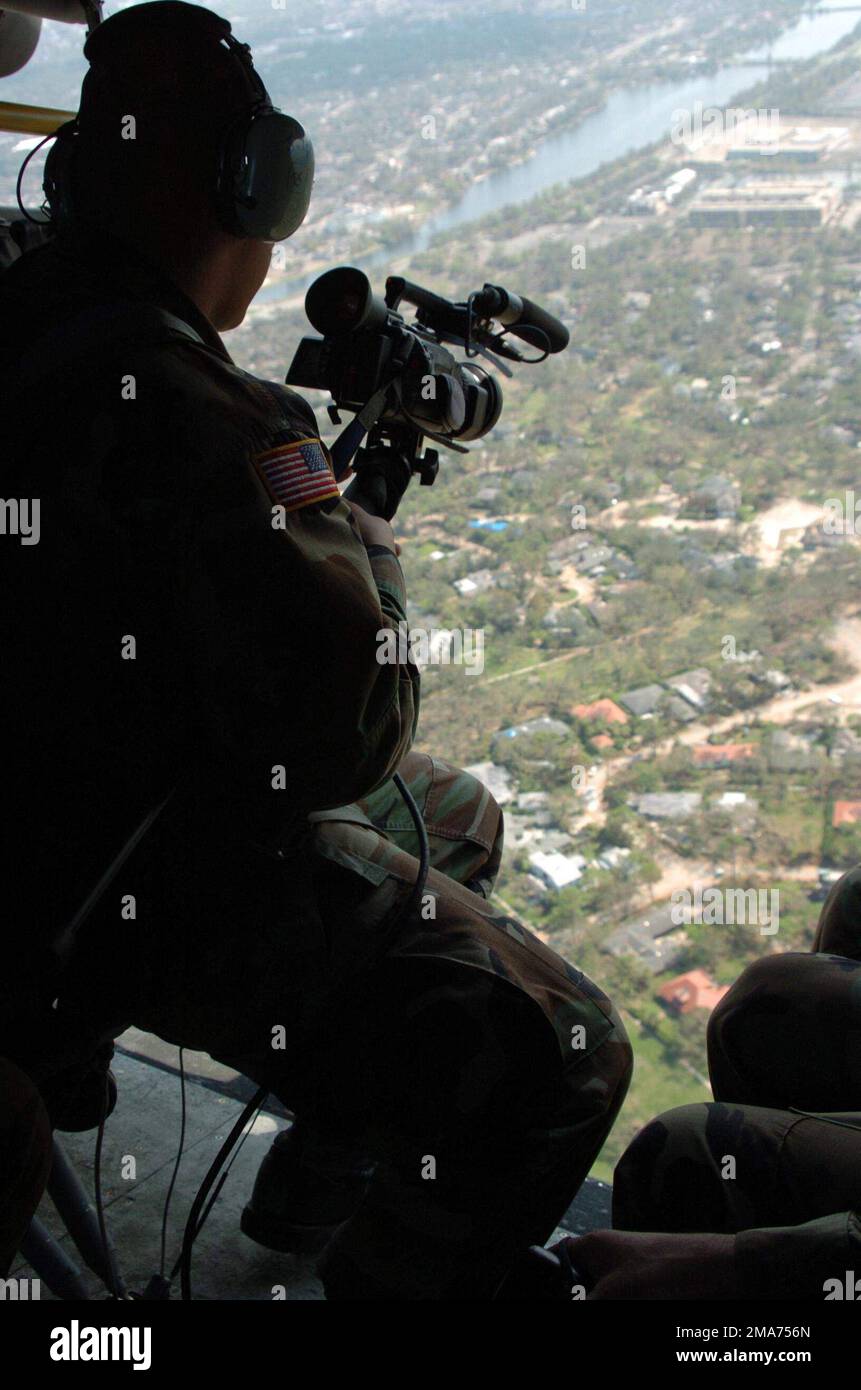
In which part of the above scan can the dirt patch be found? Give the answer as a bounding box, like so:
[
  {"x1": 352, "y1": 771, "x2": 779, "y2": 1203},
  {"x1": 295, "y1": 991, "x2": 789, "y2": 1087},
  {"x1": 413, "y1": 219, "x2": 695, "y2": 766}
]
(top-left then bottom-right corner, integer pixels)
[
  {"x1": 747, "y1": 497, "x2": 826, "y2": 567},
  {"x1": 558, "y1": 564, "x2": 598, "y2": 603}
]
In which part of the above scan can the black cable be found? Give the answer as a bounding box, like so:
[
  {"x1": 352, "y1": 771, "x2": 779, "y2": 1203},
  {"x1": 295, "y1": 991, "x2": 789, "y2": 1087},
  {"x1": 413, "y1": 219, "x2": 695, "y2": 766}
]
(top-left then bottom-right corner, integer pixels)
[
  {"x1": 179, "y1": 1086, "x2": 269, "y2": 1301},
  {"x1": 494, "y1": 327, "x2": 550, "y2": 363},
  {"x1": 171, "y1": 1090, "x2": 265, "y2": 1280},
  {"x1": 196, "y1": 1098, "x2": 261, "y2": 1225},
  {"x1": 159, "y1": 1047, "x2": 187, "y2": 1278},
  {"x1": 789, "y1": 1108, "x2": 861, "y2": 1132},
  {"x1": 392, "y1": 770, "x2": 430, "y2": 920},
  {"x1": 15, "y1": 133, "x2": 55, "y2": 225}
]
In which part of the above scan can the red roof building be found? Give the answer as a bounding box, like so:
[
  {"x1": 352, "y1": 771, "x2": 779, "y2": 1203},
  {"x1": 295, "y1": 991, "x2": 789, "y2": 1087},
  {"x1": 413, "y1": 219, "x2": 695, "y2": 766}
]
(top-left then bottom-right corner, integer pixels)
[
  {"x1": 693, "y1": 743, "x2": 756, "y2": 766},
  {"x1": 658, "y1": 970, "x2": 729, "y2": 1016},
  {"x1": 573, "y1": 698, "x2": 629, "y2": 725},
  {"x1": 833, "y1": 799, "x2": 861, "y2": 828}
]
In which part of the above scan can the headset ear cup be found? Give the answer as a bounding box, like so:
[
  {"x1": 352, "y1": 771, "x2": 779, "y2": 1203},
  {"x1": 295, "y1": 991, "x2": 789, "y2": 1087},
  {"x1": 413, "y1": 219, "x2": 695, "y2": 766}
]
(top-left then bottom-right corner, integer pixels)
[
  {"x1": 216, "y1": 109, "x2": 313, "y2": 241},
  {"x1": 43, "y1": 121, "x2": 78, "y2": 231}
]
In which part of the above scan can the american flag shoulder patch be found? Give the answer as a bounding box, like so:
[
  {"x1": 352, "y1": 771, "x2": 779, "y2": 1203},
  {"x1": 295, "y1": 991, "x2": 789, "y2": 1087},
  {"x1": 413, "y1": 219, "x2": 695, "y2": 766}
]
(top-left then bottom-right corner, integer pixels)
[{"x1": 252, "y1": 434, "x2": 340, "y2": 513}]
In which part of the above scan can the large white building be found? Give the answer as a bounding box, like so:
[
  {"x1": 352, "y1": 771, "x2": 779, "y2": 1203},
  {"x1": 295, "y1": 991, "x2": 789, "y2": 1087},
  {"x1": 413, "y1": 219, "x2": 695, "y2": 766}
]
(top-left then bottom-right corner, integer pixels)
[{"x1": 529, "y1": 850, "x2": 588, "y2": 891}]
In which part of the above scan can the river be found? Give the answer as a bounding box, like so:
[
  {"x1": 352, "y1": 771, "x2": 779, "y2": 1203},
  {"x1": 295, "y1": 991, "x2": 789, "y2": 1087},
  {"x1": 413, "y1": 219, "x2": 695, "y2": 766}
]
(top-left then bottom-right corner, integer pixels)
[{"x1": 257, "y1": 2, "x2": 861, "y2": 306}]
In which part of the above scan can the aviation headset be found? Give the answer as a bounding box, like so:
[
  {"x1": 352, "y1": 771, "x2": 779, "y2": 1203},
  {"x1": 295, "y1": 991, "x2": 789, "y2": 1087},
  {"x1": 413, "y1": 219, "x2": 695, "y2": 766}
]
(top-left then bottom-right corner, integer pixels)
[{"x1": 42, "y1": 1, "x2": 314, "y2": 241}]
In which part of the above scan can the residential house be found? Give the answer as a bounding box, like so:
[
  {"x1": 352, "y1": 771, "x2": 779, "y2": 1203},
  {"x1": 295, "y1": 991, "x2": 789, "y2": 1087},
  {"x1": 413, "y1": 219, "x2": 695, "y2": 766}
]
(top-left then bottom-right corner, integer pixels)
[
  {"x1": 453, "y1": 568, "x2": 497, "y2": 596},
  {"x1": 573, "y1": 698, "x2": 629, "y2": 726},
  {"x1": 631, "y1": 791, "x2": 703, "y2": 820},
  {"x1": 658, "y1": 970, "x2": 729, "y2": 1015},
  {"x1": 596, "y1": 846, "x2": 632, "y2": 871},
  {"x1": 494, "y1": 716, "x2": 570, "y2": 750},
  {"x1": 666, "y1": 668, "x2": 712, "y2": 711},
  {"x1": 619, "y1": 684, "x2": 665, "y2": 718},
  {"x1": 693, "y1": 743, "x2": 756, "y2": 768},
  {"x1": 463, "y1": 761, "x2": 515, "y2": 805},
  {"x1": 687, "y1": 474, "x2": 741, "y2": 519},
  {"x1": 767, "y1": 730, "x2": 818, "y2": 773},
  {"x1": 604, "y1": 905, "x2": 687, "y2": 974},
  {"x1": 830, "y1": 729, "x2": 861, "y2": 766},
  {"x1": 529, "y1": 851, "x2": 588, "y2": 891}
]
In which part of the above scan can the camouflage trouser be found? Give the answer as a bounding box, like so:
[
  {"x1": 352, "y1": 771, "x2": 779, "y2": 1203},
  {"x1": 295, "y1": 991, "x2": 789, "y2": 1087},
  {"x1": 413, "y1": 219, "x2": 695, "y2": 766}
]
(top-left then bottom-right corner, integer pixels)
[
  {"x1": 52, "y1": 751, "x2": 631, "y2": 1298},
  {"x1": 613, "y1": 866, "x2": 861, "y2": 1239},
  {"x1": 289, "y1": 752, "x2": 632, "y2": 1298},
  {"x1": 357, "y1": 750, "x2": 504, "y2": 899}
]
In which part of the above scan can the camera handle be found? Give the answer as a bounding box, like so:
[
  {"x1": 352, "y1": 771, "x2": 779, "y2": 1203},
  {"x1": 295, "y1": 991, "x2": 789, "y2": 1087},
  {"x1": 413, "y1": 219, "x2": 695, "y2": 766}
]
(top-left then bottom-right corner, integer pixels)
[{"x1": 342, "y1": 435, "x2": 439, "y2": 520}]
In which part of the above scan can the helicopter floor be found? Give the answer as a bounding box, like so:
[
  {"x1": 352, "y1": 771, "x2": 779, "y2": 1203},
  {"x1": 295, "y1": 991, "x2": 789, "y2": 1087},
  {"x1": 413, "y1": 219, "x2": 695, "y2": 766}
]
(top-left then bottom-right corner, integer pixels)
[{"x1": 12, "y1": 1038, "x2": 611, "y2": 1301}]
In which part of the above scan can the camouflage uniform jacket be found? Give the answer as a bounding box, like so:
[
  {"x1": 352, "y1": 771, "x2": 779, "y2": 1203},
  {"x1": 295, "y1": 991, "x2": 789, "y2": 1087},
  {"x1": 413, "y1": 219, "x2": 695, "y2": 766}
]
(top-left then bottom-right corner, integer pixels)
[{"x1": 0, "y1": 230, "x2": 420, "y2": 976}]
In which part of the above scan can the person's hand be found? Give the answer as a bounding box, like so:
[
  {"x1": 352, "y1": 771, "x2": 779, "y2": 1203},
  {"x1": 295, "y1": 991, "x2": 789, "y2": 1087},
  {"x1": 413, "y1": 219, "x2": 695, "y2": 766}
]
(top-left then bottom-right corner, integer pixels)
[
  {"x1": 556, "y1": 1230, "x2": 739, "y2": 1300},
  {"x1": 346, "y1": 502, "x2": 400, "y2": 555}
]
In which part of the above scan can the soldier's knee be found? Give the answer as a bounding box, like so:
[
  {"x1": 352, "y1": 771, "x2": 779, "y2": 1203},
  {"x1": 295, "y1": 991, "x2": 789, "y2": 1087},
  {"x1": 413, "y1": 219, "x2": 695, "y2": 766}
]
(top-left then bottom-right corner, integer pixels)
[
  {"x1": 618, "y1": 1104, "x2": 710, "y2": 1172},
  {"x1": 707, "y1": 953, "x2": 799, "y2": 1063},
  {"x1": 723, "y1": 953, "x2": 790, "y2": 997},
  {"x1": 613, "y1": 1104, "x2": 712, "y2": 1231}
]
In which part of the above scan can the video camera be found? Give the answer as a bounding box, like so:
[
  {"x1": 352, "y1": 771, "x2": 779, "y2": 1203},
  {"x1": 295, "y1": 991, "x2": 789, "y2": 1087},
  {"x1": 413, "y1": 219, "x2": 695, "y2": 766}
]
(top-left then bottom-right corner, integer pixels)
[{"x1": 286, "y1": 266, "x2": 569, "y2": 519}]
